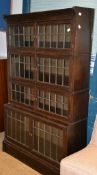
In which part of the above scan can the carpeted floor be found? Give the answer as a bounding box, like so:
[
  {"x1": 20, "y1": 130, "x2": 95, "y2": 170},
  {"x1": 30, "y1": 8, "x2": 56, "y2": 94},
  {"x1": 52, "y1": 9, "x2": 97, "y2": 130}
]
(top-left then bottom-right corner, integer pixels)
[{"x1": 0, "y1": 132, "x2": 41, "y2": 175}]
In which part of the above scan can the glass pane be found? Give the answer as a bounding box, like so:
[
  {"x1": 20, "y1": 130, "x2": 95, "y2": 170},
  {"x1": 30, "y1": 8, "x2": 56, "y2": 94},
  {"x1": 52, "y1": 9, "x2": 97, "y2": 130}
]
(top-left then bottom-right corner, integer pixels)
[
  {"x1": 58, "y1": 34, "x2": 64, "y2": 48},
  {"x1": 44, "y1": 59, "x2": 49, "y2": 82},
  {"x1": 25, "y1": 57, "x2": 30, "y2": 78},
  {"x1": 57, "y1": 59, "x2": 64, "y2": 85},
  {"x1": 50, "y1": 93, "x2": 55, "y2": 113},
  {"x1": 38, "y1": 58, "x2": 44, "y2": 81},
  {"x1": 20, "y1": 35, "x2": 23, "y2": 46},
  {"x1": 39, "y1": 98, "x2": 43, "y2": 109},
  {"x1": 50, "y1": 59, "x2": 56, "y2": 84},
  {"x1": 20, "y1": 63, "x2": 24, "y2": 77},
  {"x1": 38, "y1": 26, "x2": 45, "y2": 48},
  {"x1": 12, "y1": 91, "x2": 15, "y2": 100},
  {"x1": 34, "y1": 128, "x2": 38, "y2": 151},
  {"x1": 65, "y1": 59, "x2": 69, "y2": 76},
  {"x1": 58, "y1": 24, "x2": 64, "y2": 48},
  {"x1": 30, "y1": 57, "x2": 34, "y2": 79},
  {"x1": 14, "y1": 26, "x2": 18, "y2": 34},
  {"x1": 19, "y1": 26, "x2": 23, "y2": 34},
  {"x1": 39, "y1": 130, "x2": 44, "y2": 154},
  {"x1": 58, "y1": 24, "x2": 64, "y2": 34},
  {"x1": 56, "y1": 95, "x2": 62, "y2": 115},
  {"x1": 63, "y1": 96, "x2": 68, "y2": 115},
  {"x1": 44, "y1": 99, "x2": 49, "y2": 111},
  {"x1": 15, "y1": 56, "x2": 19, "y2": 77},
  {"x1": 15, "y1": 35, "x2": 18, "y2": 46},
  {"x1": 39, "y1": 35, "x2": 45, "y2": 48},
  {"x1": 57, "y1": 137, "x2": 64, "y2": 161},
  {"x1": 45, "y1": 25, "x2": 50, "y2": 48},
  {"x1": 45, "y1": 132, "x2": 51, "y2": 157},
  {"x1": 65, "y1": 24, "x2": 71, "y2": 48},
  {"x1": 51, "y1": 135, "x2": 57, "y2": 160},
  {"x1": 64, "y1": 59, "x2": 69, "y2": 85},
  {"x1": 51, "y1": 25, "x2": 58, "y2": 48}
]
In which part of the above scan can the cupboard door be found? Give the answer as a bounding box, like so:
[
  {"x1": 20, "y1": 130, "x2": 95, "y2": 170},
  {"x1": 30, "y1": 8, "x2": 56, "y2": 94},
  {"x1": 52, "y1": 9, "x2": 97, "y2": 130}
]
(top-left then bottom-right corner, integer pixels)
[
  {"x1": 37, "y1": 57, "x2": 70, "y2": 86},
  {"x1": 8, "y1": 25, "x2": 35, "y2": 47},
  {"x1": 10, "y1": 54, "x2": 35, "y2": 80},
  {"x1": 30, "y1": 119, "x2": 66, "y2": 162},
  {"x1": 37, "y1": 90, "x2": 69, "y2": 117},
  {"x1": 11, "y1": 82, "x2": 35, "y2": 106},
  {"x1": 6, "y1": 108, "x2": 30, "y2": 147},
  {"x1": 37, "y1": 23, "x2": 71, "y2": 49}
]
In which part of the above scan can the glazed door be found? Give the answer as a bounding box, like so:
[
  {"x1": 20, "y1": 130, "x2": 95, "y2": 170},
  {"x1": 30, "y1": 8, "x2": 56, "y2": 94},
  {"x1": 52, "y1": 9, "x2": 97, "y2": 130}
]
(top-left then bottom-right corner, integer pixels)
[{"x1": 30, "y1": 118, "x2": 67, "y2": 163}]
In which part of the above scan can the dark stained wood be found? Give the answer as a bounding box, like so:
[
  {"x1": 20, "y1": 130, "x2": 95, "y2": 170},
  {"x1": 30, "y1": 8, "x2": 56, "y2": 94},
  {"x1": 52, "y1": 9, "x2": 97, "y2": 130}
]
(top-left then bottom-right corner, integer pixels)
[
  {"x1": 3, "y1": 6, "x2": 94, "y2": 175},
  {"x1": 0, "y1": 59, "x2": 8, "y2": 131}
]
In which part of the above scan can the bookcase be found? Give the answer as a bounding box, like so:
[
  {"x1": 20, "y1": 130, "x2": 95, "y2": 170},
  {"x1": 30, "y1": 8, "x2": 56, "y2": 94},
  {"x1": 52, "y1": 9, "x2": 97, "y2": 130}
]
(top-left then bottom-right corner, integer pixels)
[{"x1": 3, "y1": 6, "x2": 94, "y2": 175}]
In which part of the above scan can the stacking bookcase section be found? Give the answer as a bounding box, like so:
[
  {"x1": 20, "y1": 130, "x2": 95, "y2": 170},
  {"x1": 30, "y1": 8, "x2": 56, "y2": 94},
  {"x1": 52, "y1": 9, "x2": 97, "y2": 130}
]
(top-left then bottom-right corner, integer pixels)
[
  {"x1": 4, "y1": 6, "x2": 94, "y2": 175},
  {"x1": 4, "y1": 104, "x2": 86, "y2": 171}
]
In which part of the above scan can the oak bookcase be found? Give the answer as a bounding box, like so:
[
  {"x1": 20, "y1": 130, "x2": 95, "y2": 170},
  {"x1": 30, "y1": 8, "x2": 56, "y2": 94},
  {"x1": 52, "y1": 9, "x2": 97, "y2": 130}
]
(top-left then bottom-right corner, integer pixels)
[{"x1": 3, "y1": 6, "x2": 94, "y2": 175}]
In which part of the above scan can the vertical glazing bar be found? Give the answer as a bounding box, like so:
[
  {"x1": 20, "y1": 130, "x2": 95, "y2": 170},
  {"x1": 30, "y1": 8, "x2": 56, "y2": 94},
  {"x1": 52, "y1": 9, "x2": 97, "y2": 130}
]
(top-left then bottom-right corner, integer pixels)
[
  {"x1": 7, "y1": 112, "x2": 9, "y2": 136},
  {"x1": 28, "y1": 27, "x2": 30, "y2": 47},
  {"x1": 56, "y1": 25, "x2": 58, "y2": 48},
  {"x1": 29, "y1": 88, "x2": 30, "y2": 105},
  {"x1": 30, "y1": 56, "x2": 31, "y2": 79},
  {"x1": 44, "y1": 123, "x2": 45, "y2": 155},
  {"x1": 62, "y1": 59, "x2": 64, "y2": 86},
  {"x1": 33, "y1": 120, "x2": 35, "y2": 150},
  {"x1": 55, "y1": 94, "x2": 56, "y2": 114},
  {"x1": 38, "y1": 122, "x2": 40, "y2": 152},
  {"x1": 24, "y1": 87, "x2": 26, "y2": 104},
  {"x1": 29, "y1": 26, "x2": 31, "y2": 47},
  {"x1": 49, "y1": 58, "x2": 50, "y2": 83},
  {"x1": 64, "y1": 24, "x2": 65, "y2": 48},
  {"x1": 55, "y1": 59, "x2": 57, "y2": 85},
  {"x1": 62, "y1": 96, "x2": 63, "y2": 116},
  {"x1": 38, "y1": 26, "x2": 39, "y2": 47},
  {"x1": 25, "y1": 117, "x2": 27, "y2": 145},
  {"x1": 20, "y1": 115, "x2": 21, "y2": 143},
  {"x1": 43, "y1": 91, "x2": 44, "y2": 110},
  {"x1": 23, "y1": 26, "x2": 25, "y2": 47},
  {"x1": 24, "y1": 27, "x2": 26, "y2": 47},
  {"x1": 37, "y1": 90, "x2": 39, "y2": 108},
  {"x1": 56, "y1": 136, "x2": 58, "y2": 161},
  {"x1": 14, "y1": 55, "x2": 16, "y2": 77},
  {"x1": 20, "y1": 85, "x2": 21, "y2": 104},
  {"x1": 11, "y1": 84, "x2": 12, "y2": 100},
  {"x1": 10, "y1": 54, "x2": 11, "y2": 76},
  {"x1": 50, "y1": 126, "x2": 52, "y2": 159},
  {"x1": 13, "y1": 26, "x2": 15, "y2": 47},
  {"x1": 19, "y1": 55, "x2": 20, "y2": 77},
  {"x1": 44, "y1": 26, "x2": 45, "y2": 48},
  {"x1": 11, "y1": 111, "x2": 12, "y2": 138},
  {"x1": 15, "y1": 112, "x2": 17, "y2": 140},
  {"x1": 14, "y1": 84, "x2": 16, "y2": 101},
  {"x1": 24, "y1": 56, "x2": 25, "y2": 78},
  {"x1": 43, "y1": 58, "x2": 44, "y2": 82},
  {"x1": 49, "y1": 92, "x2": 50, "y2": 112},
  {"x1": 50, "y1": 25, "x2": 51, "y2": 48},
  {"x1": 18, "y1": 26, "x2": 20, "y2": 47}
]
